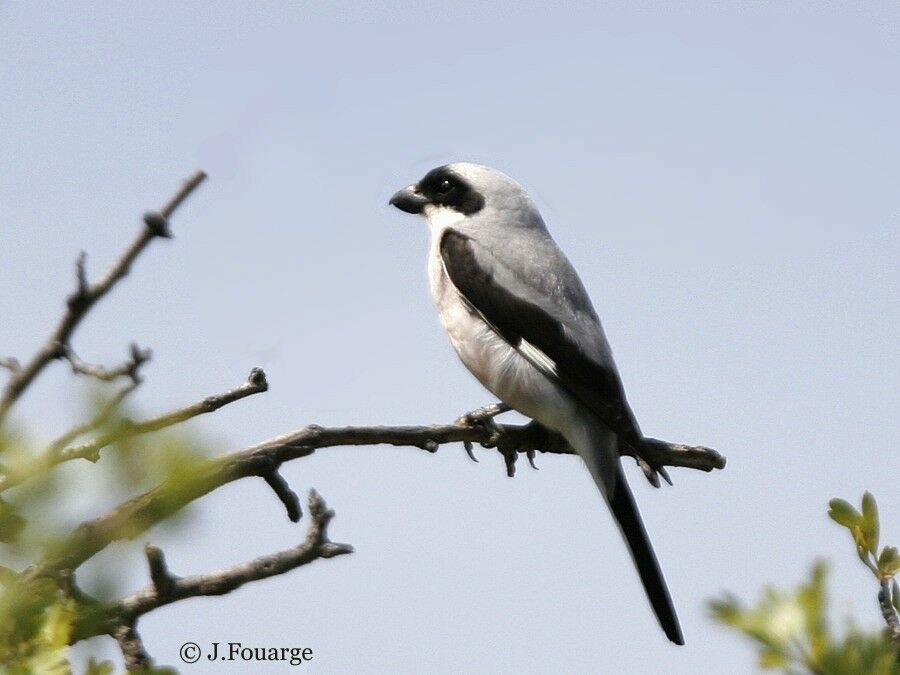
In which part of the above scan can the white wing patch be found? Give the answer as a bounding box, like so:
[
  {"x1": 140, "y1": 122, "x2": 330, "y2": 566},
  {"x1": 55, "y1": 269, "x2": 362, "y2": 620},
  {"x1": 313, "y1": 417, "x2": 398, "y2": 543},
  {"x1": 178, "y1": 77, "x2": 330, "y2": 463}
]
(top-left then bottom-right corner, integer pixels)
[{"x1": 518, "y1": 338, "x2": 558, "y2": 376}]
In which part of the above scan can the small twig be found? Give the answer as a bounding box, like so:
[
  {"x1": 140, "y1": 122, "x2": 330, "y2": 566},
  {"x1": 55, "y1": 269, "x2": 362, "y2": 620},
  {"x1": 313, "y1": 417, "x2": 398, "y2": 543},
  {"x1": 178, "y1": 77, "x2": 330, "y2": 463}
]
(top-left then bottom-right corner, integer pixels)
[
  {"x1": 44, "y1": 381, "x2": 141, "y2": 458},
  {"x1": 0, "y1": 171, "x2": 207, "y2": 425},
  {"x1": 0, "y1": 357, "x2": 20, "y2": 374},
  {"x1": 262, "y1": 468, "x2": 302, "y2": 522},
  {"x1": 58, "y1": 367, "x2": 268, "y2": 461},
  {"x1": 71, "y1": 491, "x2": 352, "y2": 642},
  {"x1": 879, "y1": 578, "x2": 900, "y2": 643},
  {"x1": 0, "y1": 368, "x2": 268, "y2": 492},
  {"x1": 61, "y1": 343, "x2": 151, "y2": 383},
  {"x1": 36, "y1": 346, "x2": 152, "y2": 462},
  {"x1": 623, "y1": 437, "x2": 725, "y2": 474},
  {"x1": 144, "y1": 544, "x2": 176, "y2": 599},
  {"x1": 113, "y1": 621, "x2": 152, "y2": 672},
  {"x1": 58, "y1": 569, "x2": 100, "y2": 606}
]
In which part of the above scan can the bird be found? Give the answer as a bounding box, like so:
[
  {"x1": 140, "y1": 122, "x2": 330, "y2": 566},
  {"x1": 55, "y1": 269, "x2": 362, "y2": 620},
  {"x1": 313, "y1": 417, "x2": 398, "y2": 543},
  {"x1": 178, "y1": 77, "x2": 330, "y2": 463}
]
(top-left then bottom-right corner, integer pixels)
[{"x1": 389, "y1": 162, "x2": 684, "y2": 645}]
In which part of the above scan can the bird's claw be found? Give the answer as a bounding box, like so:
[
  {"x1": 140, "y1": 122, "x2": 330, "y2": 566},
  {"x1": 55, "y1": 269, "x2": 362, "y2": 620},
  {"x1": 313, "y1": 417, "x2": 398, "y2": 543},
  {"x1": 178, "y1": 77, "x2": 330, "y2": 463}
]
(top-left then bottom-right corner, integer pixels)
[
  {"x1": 500, "y1": 445, "x2": 518, "y2": 477},
  {"x1": 634, "y1": 440, "x2": 674, "y2": 488},
  {"x1": 494, "y1": 420, "x2": 546, "y2": 477},
  {"x1": 463, "y1": 440, "x2": 478, "y2": 463},
  {"x1": 457, "y1": 402, "x2": 510, "y2": 462},
  {"x1": 457, "y1": 407, "x2": 545, "y2": 477},
  {"x1": 636, "y1": 456, "x2": 661, "y2": 488}
]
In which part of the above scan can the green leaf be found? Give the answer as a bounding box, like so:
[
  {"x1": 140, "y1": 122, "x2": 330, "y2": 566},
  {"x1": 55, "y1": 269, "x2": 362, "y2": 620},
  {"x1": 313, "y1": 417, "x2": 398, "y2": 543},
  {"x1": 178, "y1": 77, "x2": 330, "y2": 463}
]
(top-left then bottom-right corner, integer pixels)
[
  {"x1": 85, "y1": 657, "x2": 114, "y2": 675},
  {"x1": 828, "y1": 498, "x2": 861, "y2": 529},
  {"x1": 861, "y1": 492, "x2": 879, "y2": 556},
  {"x1": 877, "y1": 546, "x2": 900, "y2": 577}
]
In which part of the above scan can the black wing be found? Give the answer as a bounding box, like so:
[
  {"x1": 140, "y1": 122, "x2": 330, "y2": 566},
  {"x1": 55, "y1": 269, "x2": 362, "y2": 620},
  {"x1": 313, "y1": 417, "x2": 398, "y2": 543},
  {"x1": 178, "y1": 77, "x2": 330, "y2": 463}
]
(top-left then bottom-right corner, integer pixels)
[
  {"x1": 440, "y1": 229, "x2": 643, "y2": 450},
  {"x1": 441, "y1": 229, "x2": 684, "y2": 645}
]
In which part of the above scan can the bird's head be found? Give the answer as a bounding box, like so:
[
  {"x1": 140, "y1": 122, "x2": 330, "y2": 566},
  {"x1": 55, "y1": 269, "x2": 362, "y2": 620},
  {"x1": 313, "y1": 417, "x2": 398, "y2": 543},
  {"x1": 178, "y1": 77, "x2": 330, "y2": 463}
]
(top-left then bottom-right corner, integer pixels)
[{"x1": 389, "y1": 163, "x2": 541, "y2": 233}]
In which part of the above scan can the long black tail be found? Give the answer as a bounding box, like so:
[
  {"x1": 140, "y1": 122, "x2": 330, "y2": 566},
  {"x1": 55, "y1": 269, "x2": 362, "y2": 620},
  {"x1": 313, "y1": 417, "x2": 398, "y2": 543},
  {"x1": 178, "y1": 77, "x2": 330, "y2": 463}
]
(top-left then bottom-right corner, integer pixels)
[{"x1": 608, "y1": 466, "x2": 684, "y2": 645}]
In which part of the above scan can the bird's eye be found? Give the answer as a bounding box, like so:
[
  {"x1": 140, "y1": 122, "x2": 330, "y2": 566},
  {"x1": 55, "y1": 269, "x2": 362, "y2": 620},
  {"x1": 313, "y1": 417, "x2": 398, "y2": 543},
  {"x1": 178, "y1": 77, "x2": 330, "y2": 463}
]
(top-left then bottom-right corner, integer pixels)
[{"x1": 436, "y1": 179, "x2": 454, "y2": 195}]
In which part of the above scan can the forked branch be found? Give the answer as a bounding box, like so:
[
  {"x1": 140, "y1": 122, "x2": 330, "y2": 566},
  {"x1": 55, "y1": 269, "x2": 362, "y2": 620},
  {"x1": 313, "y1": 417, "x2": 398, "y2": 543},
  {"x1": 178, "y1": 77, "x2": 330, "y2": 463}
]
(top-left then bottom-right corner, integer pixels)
[{"x1": 0, "y1": 171, "x2": 206, "y2": 424}]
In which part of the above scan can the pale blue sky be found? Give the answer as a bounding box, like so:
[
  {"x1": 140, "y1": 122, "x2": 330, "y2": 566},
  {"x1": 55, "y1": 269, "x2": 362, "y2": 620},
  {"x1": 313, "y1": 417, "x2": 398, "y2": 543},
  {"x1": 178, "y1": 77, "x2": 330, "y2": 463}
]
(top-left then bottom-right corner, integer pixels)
[{"x1": 1, "y1": 2, "x2": 898, "y2": 673}]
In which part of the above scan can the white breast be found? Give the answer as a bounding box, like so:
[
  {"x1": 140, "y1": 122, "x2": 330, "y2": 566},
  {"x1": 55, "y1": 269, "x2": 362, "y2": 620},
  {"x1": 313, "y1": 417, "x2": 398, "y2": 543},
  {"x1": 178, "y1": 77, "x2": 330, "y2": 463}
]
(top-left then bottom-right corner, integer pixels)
[{"x1": 425, "y1": 220, "x2": 577, "y2": 432}]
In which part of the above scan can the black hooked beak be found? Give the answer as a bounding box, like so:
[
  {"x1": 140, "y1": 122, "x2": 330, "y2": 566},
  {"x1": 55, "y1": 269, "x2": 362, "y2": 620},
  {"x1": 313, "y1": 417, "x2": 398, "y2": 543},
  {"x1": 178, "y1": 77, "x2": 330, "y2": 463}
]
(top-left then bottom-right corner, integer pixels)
[{"x1": 389, "y1": 186, "x2": 428, "y2": 214}]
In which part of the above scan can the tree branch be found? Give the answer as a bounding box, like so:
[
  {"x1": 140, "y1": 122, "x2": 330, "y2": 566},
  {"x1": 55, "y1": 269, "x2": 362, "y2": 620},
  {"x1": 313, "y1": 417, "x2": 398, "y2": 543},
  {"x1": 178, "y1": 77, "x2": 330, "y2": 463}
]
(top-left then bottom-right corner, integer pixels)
[
  {"x1": 44, "y1": 382, "x2": 141, "y2": 459},
  {"x1": 0, "y1": 171, "x2": 207, "y2": 425},
  {"x1": 71, "y1": 490, "x2": 352, "y2": 642},
  {"x1": 0, "y1": 368, "x2": 268, "y2": 493},
  {"x1": 56, "y1": 367, "x2": 269, "y2": 464},
  {"x1": 60, "y1": 342, "x2": 151, "y2": 383},
  {"x1": 879, "y1": 578, "x2": 900, "y2": 643},
  {"x1": 113, "y1": 622, "x2": 151, "y2": 672},
  {"x1": 23, "y1": 413, "x2": 723, "y2": 584}
]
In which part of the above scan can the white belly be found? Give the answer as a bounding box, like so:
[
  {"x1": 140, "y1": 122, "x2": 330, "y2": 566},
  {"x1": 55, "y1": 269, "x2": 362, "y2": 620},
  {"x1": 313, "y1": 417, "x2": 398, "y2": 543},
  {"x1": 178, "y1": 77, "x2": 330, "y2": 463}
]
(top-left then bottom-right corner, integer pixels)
[{"x1": 427, "y1": 235, "x2": 578, "y2": 433}]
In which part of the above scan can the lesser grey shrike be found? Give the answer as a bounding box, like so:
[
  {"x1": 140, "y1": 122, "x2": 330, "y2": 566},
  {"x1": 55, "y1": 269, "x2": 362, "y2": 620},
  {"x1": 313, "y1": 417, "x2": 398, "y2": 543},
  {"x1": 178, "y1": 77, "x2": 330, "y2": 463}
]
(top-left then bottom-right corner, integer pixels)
[{"x1": 390, "y1": 163, "x2": 683, "y2": 645}]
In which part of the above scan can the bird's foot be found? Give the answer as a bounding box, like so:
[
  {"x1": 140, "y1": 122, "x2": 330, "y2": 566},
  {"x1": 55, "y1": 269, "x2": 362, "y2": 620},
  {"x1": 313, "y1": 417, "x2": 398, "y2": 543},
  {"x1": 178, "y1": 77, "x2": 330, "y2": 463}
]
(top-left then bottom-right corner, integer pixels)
[
  {"x1": 456, "y1": 401, "x2": 510, "y2": 427},
  {"x1": 493, "y1": 420, "x2": 549, "y2": 478},
  {"x1": 456, "y1": 402, "x2": 511, "y2": 463}
]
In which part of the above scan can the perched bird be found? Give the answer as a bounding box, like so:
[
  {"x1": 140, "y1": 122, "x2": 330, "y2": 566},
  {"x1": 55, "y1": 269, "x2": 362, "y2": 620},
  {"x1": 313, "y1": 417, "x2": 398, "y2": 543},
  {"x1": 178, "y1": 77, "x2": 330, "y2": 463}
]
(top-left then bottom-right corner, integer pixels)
[{"x1": 390, "y1": 163, "x2": 684, "y2": 645}]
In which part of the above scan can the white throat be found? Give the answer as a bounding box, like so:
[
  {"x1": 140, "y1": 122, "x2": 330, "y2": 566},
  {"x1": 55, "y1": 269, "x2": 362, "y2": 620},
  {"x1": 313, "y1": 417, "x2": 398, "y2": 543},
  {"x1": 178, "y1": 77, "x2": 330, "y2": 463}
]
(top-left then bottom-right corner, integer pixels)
[{"x1": 424, "y1": 204, "x2": 467, "y2": 233}]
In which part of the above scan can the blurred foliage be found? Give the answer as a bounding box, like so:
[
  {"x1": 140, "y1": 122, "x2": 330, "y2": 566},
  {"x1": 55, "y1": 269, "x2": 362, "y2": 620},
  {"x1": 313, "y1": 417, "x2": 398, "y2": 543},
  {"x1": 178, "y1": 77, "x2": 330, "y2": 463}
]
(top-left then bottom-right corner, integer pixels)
[
  {"x1": 711, "y1": 493, "x2": 900, "y2": 674},
  {"x1": 0, "y1": 383, "x2": 211, "y2": 673}
]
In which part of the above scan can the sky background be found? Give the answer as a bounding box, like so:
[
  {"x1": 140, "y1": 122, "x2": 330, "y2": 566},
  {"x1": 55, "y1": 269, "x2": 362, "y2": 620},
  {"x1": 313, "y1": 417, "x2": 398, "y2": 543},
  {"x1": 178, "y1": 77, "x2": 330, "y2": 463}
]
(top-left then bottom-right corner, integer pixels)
[{"x1": 1, "y1": 2, "x2": 898, "y2": 673}]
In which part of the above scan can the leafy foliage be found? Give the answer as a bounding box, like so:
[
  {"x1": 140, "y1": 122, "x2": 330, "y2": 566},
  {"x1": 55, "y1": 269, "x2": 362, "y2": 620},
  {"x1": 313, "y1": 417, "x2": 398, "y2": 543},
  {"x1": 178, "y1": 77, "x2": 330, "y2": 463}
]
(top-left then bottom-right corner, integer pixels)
[
  {"x1": 0, "y1": 387, "x2": 206, "y2": 673},
  {"x1": 711, "y1": 494, "x2": 900, "y2": 674}
]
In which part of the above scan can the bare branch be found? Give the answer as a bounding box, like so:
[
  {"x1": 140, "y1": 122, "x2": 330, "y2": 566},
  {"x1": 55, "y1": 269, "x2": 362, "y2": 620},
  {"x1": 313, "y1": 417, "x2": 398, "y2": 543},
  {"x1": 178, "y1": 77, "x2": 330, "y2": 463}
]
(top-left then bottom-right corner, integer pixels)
[
  {"x1": 61, "y1": 343, "x2": 151, "y2": 383},
  {"x1": 0, "y1": 358, "x2": 20, "y2": 375},
  {"x1": 0, "y1": 171, "x2": 207, "y2": 425},
  {"x1": 57, "y1": 367, "x2": 269, "y2": 463},
  {"x1": 880, "y1": 578, "x2": 900, "y2": 643},
  {"x1": 71, "y1": 491, "x2": 352, "y2": 642},
  {"x1": 113, "y1": 622, "x2": 152, "y2": 672},
  {"x1": 144, "y1": 545, "x2": 176, "y2": 599},
  {"x1": 58, "y1": 569, "x2": 100, "y2": 606},
  {"x1": 44, "y1": 382, "x2": 141, "y2": 458},
  {"x1": 0, "y1": 368, "x2": 268, "y2": 492},
  {"x1": 262, "y1": 468, "x2": 302, "y2": 522},
  {"x1": 23, "y1": 414, "x2": 723, "y2": 584}
]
